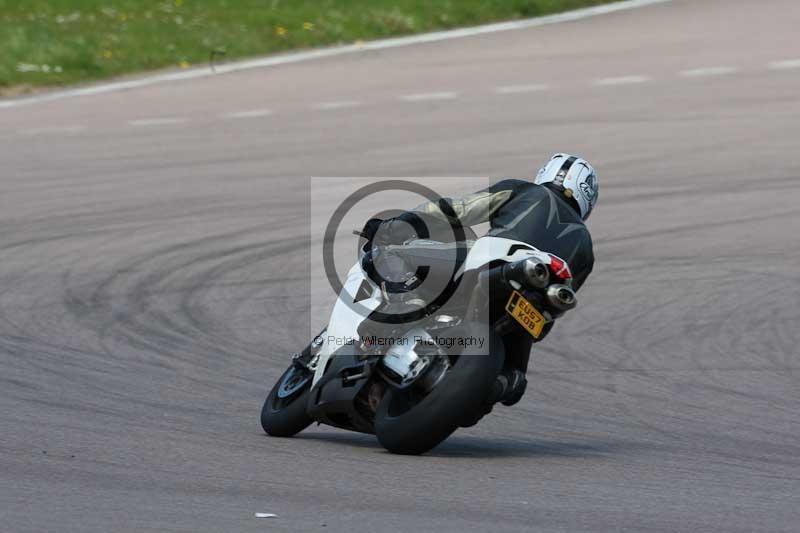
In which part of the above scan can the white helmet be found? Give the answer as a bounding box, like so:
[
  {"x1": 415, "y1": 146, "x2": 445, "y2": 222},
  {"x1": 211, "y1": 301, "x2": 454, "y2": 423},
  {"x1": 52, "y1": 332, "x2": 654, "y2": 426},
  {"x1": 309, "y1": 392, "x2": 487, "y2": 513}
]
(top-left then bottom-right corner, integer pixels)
[{"x1": 534, "y1": 153, "x2": 598, "y2": 220}]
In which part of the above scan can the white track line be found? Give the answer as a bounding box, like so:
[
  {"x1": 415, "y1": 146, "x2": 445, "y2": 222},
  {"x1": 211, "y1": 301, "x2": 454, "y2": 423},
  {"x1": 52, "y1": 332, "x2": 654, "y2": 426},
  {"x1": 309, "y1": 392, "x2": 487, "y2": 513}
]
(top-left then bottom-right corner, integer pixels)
[
  {"x1": 312, "y1": 100, "x2": 361, "y2": 110},
  {"x1": 128, "y1": 117, "x2": 187, "y2": 127},
  {"x1": 0, "y1": 0, "x2": 672, "y2": 109},
  {"x1": 20, "y1": 125, "x2": 86, "y2": 136},
  {"x1": 494, "y1": 84, "x2": 549, "y2": 94},
  {"x1": 221, "y1": 109, "x2": 272, "y2": 119},
  {"x1": 680, "y1": 66, "x2": 738, "y2": 77},
  {"x1": 593, "y1": 75, "x2": 651, "y2": 86},
  {"x1": 769, "y1": 59, "x2": 800, "y2": 70},
  {"x1": 399, "y1": 92, "x2": 458, "y2": 102}
]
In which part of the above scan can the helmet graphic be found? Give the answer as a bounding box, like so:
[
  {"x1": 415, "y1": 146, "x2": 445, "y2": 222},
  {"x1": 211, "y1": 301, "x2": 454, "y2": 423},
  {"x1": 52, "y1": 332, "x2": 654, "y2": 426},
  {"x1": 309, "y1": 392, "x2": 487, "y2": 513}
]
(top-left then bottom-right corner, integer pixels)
[{"x1": 534, "y1": 153, "x2": 598, "y2": 220}]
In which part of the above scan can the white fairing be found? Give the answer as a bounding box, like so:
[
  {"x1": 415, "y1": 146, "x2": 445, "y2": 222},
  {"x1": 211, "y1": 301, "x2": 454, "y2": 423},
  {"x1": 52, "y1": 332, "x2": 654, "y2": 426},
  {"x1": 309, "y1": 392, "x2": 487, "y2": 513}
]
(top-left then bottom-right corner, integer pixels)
[
  {"x1": 312, "y1": 262, "x2": 382, "y2": 386},
  {"x1": 460, "y1": 236, "x2": 551, "y2": 273},
  {"x1": 311, "y1": 236, "x2": 548, "y2": 386}
]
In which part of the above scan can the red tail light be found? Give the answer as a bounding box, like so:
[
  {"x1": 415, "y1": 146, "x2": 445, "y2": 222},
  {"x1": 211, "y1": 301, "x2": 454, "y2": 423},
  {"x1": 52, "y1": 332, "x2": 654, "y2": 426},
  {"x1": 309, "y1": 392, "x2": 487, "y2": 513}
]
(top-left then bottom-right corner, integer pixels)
[{"x1": 548, "y1": 254, "x2": 572, "y2": 281}]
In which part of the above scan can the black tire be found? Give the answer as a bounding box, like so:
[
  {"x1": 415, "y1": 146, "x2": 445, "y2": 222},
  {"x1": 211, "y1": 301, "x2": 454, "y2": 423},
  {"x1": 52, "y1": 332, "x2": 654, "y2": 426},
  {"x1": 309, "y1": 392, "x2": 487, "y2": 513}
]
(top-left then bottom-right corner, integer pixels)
[
  {"x1": 374, "y1": 325, "x2": 504, "y2": 455},
  {"x1": 260, "y1": 365, "x2": 313, "y2": 437}
]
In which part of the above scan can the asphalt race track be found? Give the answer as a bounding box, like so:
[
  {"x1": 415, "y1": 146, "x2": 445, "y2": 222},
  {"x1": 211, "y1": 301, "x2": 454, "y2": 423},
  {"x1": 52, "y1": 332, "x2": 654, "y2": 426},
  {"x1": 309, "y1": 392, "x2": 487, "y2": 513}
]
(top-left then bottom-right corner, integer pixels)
[{"x1": 2, "y1": 0, "x2": 800, "y2": 531}]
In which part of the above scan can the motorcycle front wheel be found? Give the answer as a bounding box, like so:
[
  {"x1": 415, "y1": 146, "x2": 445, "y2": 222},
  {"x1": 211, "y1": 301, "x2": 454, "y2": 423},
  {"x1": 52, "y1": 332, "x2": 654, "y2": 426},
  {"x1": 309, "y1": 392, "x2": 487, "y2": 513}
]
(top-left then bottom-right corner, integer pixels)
[{"x1": 260, "y1": 364, "x2": 313, "y2": 437}]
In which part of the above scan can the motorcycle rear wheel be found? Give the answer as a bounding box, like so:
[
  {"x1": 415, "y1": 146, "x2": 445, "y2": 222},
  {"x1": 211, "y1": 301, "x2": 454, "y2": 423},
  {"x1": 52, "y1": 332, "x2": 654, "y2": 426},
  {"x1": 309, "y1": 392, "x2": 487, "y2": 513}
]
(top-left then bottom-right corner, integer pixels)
[{"x1": 374, "y1": 325, "x2": 504, "y2": 455}]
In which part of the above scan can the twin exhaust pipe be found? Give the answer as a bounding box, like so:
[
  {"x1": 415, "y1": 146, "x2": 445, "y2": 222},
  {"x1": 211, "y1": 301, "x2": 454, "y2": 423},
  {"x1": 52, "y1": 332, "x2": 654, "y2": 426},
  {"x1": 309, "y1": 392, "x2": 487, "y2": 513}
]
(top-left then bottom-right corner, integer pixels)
[
  {"x1": 545, "y1": 284, "x2": 577, "y2": 311},
  {"x1": 504, "y1": 258, "x2": 577, "y2": 311},
  {"x1": 504, "y1": 257, "x2": 550, "y2": 289}
]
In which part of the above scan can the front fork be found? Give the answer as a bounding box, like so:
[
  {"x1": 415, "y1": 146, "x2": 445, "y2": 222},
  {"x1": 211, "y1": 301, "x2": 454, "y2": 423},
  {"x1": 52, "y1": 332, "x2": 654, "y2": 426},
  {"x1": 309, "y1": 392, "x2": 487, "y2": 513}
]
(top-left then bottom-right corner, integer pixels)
[{"x1": 292, "y1": 329, "x2": 326, "y2": 372}]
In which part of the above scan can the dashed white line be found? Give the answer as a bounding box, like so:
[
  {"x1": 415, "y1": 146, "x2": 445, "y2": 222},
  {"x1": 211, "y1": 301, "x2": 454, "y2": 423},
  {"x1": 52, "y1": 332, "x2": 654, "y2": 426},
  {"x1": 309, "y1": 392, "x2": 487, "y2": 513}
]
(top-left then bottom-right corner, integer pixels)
[
  {"x1": 221, "y1": 109, "x2": 272, "y2": 119},
  {"x1": 20, "y1": 125, "x2": 87, "y2": 136},
  {"x1": 593, "y1": 75, "x2": 651, "y2": 86},
  {"x1": 399, "y1": 92, "x2": 459, "y2": 102},
  {"x1": 128, "y1": 117, "x2": 187, "y2": 127},
  {"x1": 494, "y1": 84, "x2": 549, "y2": 94},
  {"x1": 680, "y1": 66, "x2": 738, "y2": 77},
  {"x1": 312, "y1": 100, "x2": 361, "y2": 110},
  {"x1": 769, "y1": 59, "x2": 800, "y2": 70}
]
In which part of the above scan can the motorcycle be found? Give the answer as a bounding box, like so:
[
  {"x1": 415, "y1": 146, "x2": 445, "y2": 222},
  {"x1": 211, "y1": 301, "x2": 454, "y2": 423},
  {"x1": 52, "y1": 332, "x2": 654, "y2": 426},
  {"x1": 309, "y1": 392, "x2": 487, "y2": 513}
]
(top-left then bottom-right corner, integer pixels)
[{"x1": 260, "y1": 234, "x2": 578, "y2": 454}]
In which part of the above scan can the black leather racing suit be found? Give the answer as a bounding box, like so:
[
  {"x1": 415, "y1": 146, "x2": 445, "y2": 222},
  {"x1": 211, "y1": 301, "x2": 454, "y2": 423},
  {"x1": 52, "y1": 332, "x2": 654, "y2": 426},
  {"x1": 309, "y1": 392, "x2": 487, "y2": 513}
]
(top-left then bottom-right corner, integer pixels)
[{"x1": 376, "y1": 179, "x2": 594, "y2": 291}]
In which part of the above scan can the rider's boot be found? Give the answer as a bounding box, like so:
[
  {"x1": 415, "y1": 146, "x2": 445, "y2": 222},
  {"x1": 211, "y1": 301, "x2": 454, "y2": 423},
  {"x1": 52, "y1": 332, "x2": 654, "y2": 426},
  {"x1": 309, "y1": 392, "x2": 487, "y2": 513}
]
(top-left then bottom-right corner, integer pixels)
[
  {"x1": 486, "y1": 368, "x2": 528, "y2": 407},
  {"x1": 461, "y1": 369, "x2": 527, "y2": 427},
  {"x1": 498, "y1": 369, "x2": 527, "y2": 406}
]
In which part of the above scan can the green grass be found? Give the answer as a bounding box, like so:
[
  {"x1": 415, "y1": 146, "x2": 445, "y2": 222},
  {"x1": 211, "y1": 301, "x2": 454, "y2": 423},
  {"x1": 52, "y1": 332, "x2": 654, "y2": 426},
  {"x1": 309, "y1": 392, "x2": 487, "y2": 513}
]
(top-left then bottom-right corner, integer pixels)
[{"x1": 0, "y1": 0, "x2": 619, "y2": 90}]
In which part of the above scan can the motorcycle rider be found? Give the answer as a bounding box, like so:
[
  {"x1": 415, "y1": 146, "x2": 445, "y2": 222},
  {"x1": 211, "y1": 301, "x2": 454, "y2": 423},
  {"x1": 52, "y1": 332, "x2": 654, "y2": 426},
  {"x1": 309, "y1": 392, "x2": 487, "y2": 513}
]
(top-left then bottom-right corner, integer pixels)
[
  {"x1": 362, "y1": 153, "x2": 598, "y2": 407},
  {"x1": 369, "y1": 153, "x2": 597, "y2": 288}
]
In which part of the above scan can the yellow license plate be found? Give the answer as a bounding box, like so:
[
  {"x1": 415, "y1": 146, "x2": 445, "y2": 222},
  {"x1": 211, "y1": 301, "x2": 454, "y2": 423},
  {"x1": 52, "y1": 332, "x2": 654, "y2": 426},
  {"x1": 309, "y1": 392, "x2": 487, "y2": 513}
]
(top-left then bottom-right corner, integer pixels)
[{"x1": 506, "y1": 291, "x2": 546, "y2": 338}]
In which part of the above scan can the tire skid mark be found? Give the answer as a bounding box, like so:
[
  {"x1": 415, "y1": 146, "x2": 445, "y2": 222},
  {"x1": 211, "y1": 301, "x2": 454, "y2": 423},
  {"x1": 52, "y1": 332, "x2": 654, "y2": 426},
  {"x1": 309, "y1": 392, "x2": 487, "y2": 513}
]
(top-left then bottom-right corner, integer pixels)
[
  {"x1": 538, "y1": 247, "x2": 800, "y2": 461},
  {"x1": 71, "y1": 230, "x2": 304, "y2": 375},
  {"x1": 595, "y1": 207, "x2": 800, "y2": 246}
]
